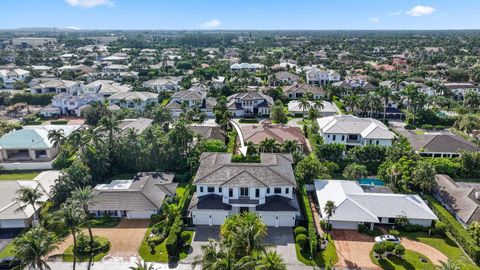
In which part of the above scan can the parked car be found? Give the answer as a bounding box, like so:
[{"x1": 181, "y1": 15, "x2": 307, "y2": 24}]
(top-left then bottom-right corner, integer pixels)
[
  {"x1": 0, "y1": 257, "x2": 20, "y2": 270},
  {"x1": 375, "y1": 234, "x2": 401, "y2": 244}
]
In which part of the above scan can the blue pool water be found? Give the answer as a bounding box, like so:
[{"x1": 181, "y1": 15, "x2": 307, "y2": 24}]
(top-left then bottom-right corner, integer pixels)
[{"x1": 358, "y1": 178, "x2": 385, "y2": 186}]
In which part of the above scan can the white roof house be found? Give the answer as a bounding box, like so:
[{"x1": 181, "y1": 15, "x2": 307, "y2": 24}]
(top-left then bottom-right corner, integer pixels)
[
  {"x1": 314, "y1": 180, "x2": 438, "y2": 230},
  {"x1": 0, "y1": 170, "x2": 62, "y2": 228},
  {"x1": 316, "y1": 115, "x2": 395, "y2": 146}
]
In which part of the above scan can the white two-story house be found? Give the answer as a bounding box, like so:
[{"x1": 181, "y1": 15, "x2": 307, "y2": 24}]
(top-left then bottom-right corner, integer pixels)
[
  {"x1": 227, "y1": 92, "x2": 274, "y2": 117},
  {"x1": 107, "y1": 91, "x2": 159, "y2": 112},
  {"x1": 306, "y1": 68, "x2": 340, "y2": 85},
  {"x1": 165, "y1": 86, "x2": 217, "y2": 117},
  {"x1": 30, "y1": 79, "x2": 82, "y2": 94},
  {"x1": 189, "y1": 153, "x2": 299, "y2": 227},
  {"x1": 317, "y1": 115, "x2": 395, "y2": 147},
  {"x1": 0, "y1": 68, "x2": 30, "y2": 89},
  {"x1": 52, "y1": 93, "x2": 104, "y2": 116}
]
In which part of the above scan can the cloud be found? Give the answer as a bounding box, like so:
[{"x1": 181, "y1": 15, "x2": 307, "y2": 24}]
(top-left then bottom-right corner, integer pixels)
[
  {"x1": 388, "y1": 11, "x2": 402, "y2": 16},
  {"x1": 65, "y1": 26, "x2": 81, "y2": 30},
  {"x1": 369, "y1": 17, "x2": 380, "y2": 24},
  {"x1": 406, "y1": 5, "x2": 435, "y2": 17},
  {"x1": 65, "y1": 0, "x2": 114, "y2": 8},
  {"x1": 201, "y1": 19, "x2": 222, "y2": 29}
]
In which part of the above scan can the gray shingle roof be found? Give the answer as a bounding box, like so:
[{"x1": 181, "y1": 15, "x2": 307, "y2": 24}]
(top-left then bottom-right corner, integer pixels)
[
  {"x1": 193, "y1": 153, "x2": 295, "y2": 187},
  {"x1": 89, "y1": 172, "x2": 177, "y2": 211},
  {"x1": 408, "y1": 133, "x2": 478, "y2": 153}
]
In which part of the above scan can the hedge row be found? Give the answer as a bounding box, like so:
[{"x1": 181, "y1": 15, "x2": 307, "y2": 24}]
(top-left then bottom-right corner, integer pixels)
[
  {"x1": 165, "y1": 215, "x2": 183, "y2": 257},
  {"x1": 299, "y1": 187, "x2": 318, "y2": 253},
  {"x1": 425, "y1": 195, "x2": 480, "y2": 264}
]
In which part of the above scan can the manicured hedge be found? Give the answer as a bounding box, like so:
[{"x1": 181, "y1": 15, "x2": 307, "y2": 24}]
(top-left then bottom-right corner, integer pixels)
[
  {"x1": 238, "y1": 118, "x2": 259, "y2": 123},
  {"x1": 425, "y1": 195, "x2": 480, "y2": 264},
  {"x1": 51, "y1": 120, "x2": 69, "y2": 125}
]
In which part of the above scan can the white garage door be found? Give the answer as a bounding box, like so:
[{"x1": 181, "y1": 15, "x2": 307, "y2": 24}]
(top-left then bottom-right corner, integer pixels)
[
  {"x1": 193, "y1": 212, "x2": 210, "y2": 225},
  {"x1": 278, "y1": 215, "x2": 295, "y2": 227},
  {"x1": 0, "y1": 219, "x2": 27, "y2": 228},
  {"x1": 260, "y1": 214, "x2": 276, "y2": 226},
  {"x1": 127, "y1": 211, "x2": 154, "y2": 219},
  {"x1": 211, "y1": 212, "x2": 227, "y2": 225},
  {"x1": 331, "y1": 221, "x2": 358, "y2": 230},
  {"x1": 193, "y1": 211, "x2": 227, "y2": 226}
]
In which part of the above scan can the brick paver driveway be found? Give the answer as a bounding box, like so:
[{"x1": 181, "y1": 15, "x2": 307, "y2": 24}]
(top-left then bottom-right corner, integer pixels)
[
  {"x1": 332, "y1": 229, "x2": 380, "y2": 270},
  {"x1": 51, "y1": 219, "x2": 149, "y2": 261}
]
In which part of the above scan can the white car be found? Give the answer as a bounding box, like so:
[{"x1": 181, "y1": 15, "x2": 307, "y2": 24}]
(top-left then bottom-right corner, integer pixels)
[{"x1": 374, "y1": 234, "x2": 401, "y2": 244}]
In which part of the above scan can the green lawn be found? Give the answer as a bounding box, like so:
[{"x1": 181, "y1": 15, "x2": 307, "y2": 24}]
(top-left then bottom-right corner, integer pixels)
[
  {"x1": 160, "y1": 98, "x2": 171, "y2": 107},
  {"x1": 0, "y1": 229, "x2": 28, "y2": 259},
  {"x1": 63, "y1": 236, "x2": 110, "y2": 262},
  {"x1": 0, "y1": 171, "x2": 41, "y2": 180},
  {"x1": 370, "y1": 249, "x2": 435, "y2": 270},
  {"x1": 88, "y1": 217, "x2": 120, "y2": 228},
  {"x1": 139, "y1": 228, "x2": 194, "y2": 262},
  {"x1": 175, "y1": 183, "x2": 188, "y2": 197},
  {"x1": 106, "y1": 173, "x2": 137, "y2": 181},
  {"x1": 294, "y1": 234, "x2": 338, "y2": 267},
  {"x1": 139, "y1": 227, "x2": 168, "y2": 262},
  {"x1": 400, "y1": 231, "x2": 478, "y2": 270}
]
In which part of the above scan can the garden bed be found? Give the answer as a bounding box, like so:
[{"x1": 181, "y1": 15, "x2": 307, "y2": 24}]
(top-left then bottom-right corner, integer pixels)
[
  {"x1": 370, "y1": 249, "x2": 435, "y2": 270},
  {"x1": 63, "y1": 235, "x2": 110, "y2": 262}
]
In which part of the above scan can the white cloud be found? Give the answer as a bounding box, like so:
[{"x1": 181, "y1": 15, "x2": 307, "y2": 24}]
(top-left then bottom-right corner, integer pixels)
[
  {"x1": 388, "y1": 11, "x2": 402, "y2": 16},
  {"x1": 65, "y1": 26, "x2": 81, "y2": 30},
  {"x1": 201, "y1": 19, "x2": 222, "y2": 29},
  {"x1": 369, "y1": 17, "x2": 380, "y2": 24},
  {"x1": 406, "y1": 5, "x2": 435, "y2": 17},
  {"x1": 65, "y1": 0, "x2": 114, "y2": 8}
]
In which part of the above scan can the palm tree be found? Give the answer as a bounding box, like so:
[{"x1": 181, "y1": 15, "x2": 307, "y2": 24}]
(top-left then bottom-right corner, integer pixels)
[
  {"x1": 387, "y1": 163, "x2": 402, "y2": 189},
  {"x1": 56, "y1": 203, "x2": 86, "y2": 270},
  {"x1": 323, "y1": 200, "x2": 337, "y2": 230},
  {"x1": 16, "y1": 186, "x2": 43, "y2": 225},
  {"x1": 69, "y1": 186, "x2": 95, "y2": 253},
  {"x1": 297, "y1": 97, "x2": 311, "y2": 119},
  {"x1": 436, "y1": 259, "x2": 460, "y2": 270},
  {"x1": 48, "y1": 129, "x2": 65, "y2": 148},
  {"x1": 129, "y1": 259, "x2": 155, "y2": 270},
  {"x1": 255, "y1": 249, "x2": 287, "y2": 270},
  {"x1": 312, "y1": 99, "x2": 325, "y2": 112},
  {"x1": 281, "y1": 140, "x2": 299, "y2": 153},
  {"x1": 376, "y1": 86, "x2": 391, "y2": 122},
  {"x1": 343, "y1": 94, "x2": 359, "y2": 114},
  {"x1": 259, "y1": 138, "x2": 278, "y2": 153},
  {"x1": 192, "y1": 239, "x2": 236, "y2": 270},
  {"x1": 99, "y1": 114, "x2": 120, "y2": 151},
  {"x1": 14, "y1": 227, "x2": 60, "y2": 270}
]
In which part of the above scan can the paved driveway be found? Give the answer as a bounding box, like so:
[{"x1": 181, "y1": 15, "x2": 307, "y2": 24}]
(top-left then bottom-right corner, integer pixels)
[
  {"x1": 332, "y1": 229, "x2": 380, "y2": 270},
  {"x1": 51, "y1": 219, "x2": 149, "y2": 261},
  {"x1": 0, "y1": 228, "x2": 22, "y2": 253}
]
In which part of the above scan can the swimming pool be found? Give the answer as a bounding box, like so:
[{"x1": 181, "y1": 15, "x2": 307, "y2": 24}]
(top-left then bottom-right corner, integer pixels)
[{"x1": 358, "y1": 178, "x2": 385, "y2": 186}]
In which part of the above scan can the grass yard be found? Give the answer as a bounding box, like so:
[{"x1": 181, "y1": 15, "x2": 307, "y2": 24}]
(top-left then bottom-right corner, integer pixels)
[
  {"x1": 0, "y1": 171, "x2": 41, "y2": 180},
  {"x1": 139, "y1": 228, "x2": 194, "y2": 263},
  {"x1": 139, "y1": 227, "x2": 168, "y2": 262},
  {"x1": 63, "y1": 236, "x2": 110, "y2": 262},
  {"x1": 400, "y1": 231, "x2": 478, "y2": 270},
  {"x1": 0, "y1": 229, "x2": 28, "y2": 259},
  {"x1": 160, "y1": 98, "x2": 171, "y2": 107},
  {"x1": 370, "y1": 249, "x2": 435, "y2": 270},
  {"x1": 294, "y1": 234, "x2": 338, "y2": 267},
  {"x1": 88, "y1": 217, "x2": 120, "y2": 228},
  {"x1": 175, "y1": 183, "x2": 188, "y2": 197},
  {"x1": 106, "y1": 173, "x2": 136, "y2": 181}
]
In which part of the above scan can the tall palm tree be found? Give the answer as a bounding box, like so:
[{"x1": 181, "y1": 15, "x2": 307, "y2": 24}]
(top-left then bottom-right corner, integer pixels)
[
  {"x1": 297, "y1": 97, "x2": 311, "y2": 119},
  {"x1": 99, "y1": 114, "x2": 120, "y2": 151},
  {"x1": 56, "y1": 203, "x2": 86, "y2": 270},
  {"x1": 323, "y1": 200, "x2": 337, "y2": 230},
  {"x1": 14, "y1": 226, "x2": 60, "y2": 270},
  {"x1": 129, "y1": 260, "x2": 155, "y2": 270},
  {"x1": 281, "y1": 140, "x2": 299, "y2": 153},
  {"x1": 376, "y1": 86, "x2": 391, "y2": 122},
  {"x1": 312, "y1": 99, "x2": 325, "y2": 112},
  {"x1": 343, "y1": 94, "x2": 359, "y2": 114},
  {"x1": 192, "y1": 240, "x2": 236, "y2": 270},
  {"x1": 16, "y1": 186, "x2": 43, "y2": 225},
  {"x1": 69, "y1": 186, "x2": 95, "y2": 253},
  {"x1": 48, "y1": 129, "x2": 65, "y2": 148},
  {"x1": 259, "y1": 138, "x2": 278, "y2": 153},
  {"x1": 436, "y1": 259, "x2": 460, "y2": 270},
  {"x1": 255, "y1": 249, "x2": 287, "y2": 270}
]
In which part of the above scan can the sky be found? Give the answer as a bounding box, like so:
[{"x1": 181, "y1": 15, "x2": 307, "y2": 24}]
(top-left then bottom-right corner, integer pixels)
[{"x1": 1, "y1": 0, "x2": 480, "y2": 30}]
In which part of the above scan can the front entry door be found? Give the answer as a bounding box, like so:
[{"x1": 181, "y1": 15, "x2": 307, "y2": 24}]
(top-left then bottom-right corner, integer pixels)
[{"x1": 240, "y1": 207, "x2": 249, "y2": 214}]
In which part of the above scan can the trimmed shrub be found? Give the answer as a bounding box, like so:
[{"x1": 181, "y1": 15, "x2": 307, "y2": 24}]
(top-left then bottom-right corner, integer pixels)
[
  {"x1": 421, "y1": 124, "x2": 434, "y2": 130},
  {"x1": 426, "y1": 195, "x2": 480, "y2": 264},
  {"x1": 50, "y1": 120, "x2": 69, "y2": 125},
  {"x1": 165, "y1": 232, "x2": 179, "y2": 257},
  {"x1": 296, "y1": 234, "x2": 308, "y2": 250},
  {"x1": 434, "y1": 125, "x2": 444, "y2": 130},
  {"x1": 432, "y1": 221, "x2": 447, "y2": 236},
  {"x1": 320, "y1": 220, "x2": 332, "y2": 231},
  {"x1": 401, "y1": 224, "x2": 428, "y2": 232},
  {"x1": 180, "y1": 231, "x2": 191, "y2": 244},
  {"x1": 389, "y1": 229, "x2": 400, "y2": 237},
  {"x1": 358, "y1": 224, "x2": 368, "y2": 233},
  {"x1": 238, "y1": 118, "x2": 259, "y2": 123},
  {"x1": 404, "y1": 124, "x2": 416, "y2": 130},
  {"x1": 294, "y1": 226, "x2": 308, "y2": 237}
]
